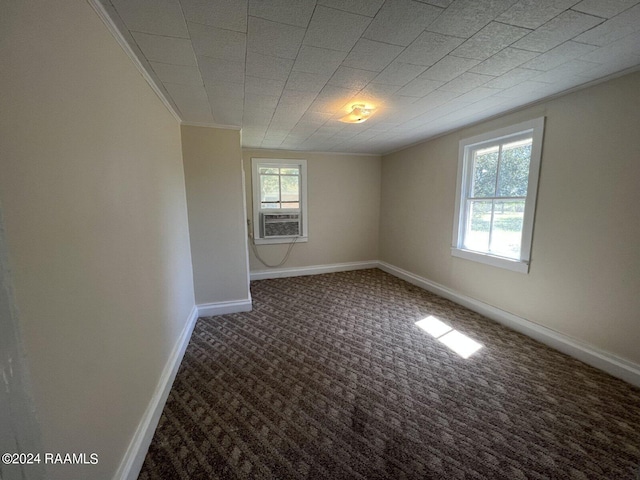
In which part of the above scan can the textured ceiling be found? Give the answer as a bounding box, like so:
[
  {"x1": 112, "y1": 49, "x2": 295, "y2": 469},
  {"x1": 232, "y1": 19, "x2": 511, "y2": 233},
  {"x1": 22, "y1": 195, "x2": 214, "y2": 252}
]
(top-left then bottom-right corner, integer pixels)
[{"x1": 96, "y1": 0, "x2": 640, "y2": 154}]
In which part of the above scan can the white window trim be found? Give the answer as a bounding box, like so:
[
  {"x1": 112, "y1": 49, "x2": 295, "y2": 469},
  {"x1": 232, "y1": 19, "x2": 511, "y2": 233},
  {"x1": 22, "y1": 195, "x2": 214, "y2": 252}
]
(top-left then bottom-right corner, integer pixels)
[
  {"x1": 451, "y1": 117, "x2": 545, "y2": 273},
  {"x1": 251, "y1": 158, "x2": 308, "y2": 245}
]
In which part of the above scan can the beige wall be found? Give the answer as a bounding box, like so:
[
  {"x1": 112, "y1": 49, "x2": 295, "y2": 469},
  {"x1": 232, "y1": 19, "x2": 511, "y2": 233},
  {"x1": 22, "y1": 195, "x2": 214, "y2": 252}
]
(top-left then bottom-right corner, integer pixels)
[
  {"x1": 0, "y1": 1, "x2": 195, "y2": 479},
  {"x1": 380, "y1": 72, "x2": 640, "y2": 365},
  {"x1": 182, "y1": 126, "x2": 250, "y2": 304},
  {"x1": 243, "y1": 150, "x2": 381, "y2": 273}
]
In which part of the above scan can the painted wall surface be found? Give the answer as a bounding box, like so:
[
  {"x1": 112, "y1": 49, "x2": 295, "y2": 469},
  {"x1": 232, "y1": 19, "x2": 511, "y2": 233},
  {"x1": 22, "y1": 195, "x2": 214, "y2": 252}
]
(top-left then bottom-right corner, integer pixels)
[
  {"x1": 380, "y1": 72, "x2": 640, "y2": 365},
  {"x1": 182, "y1": 126, "x2": 250, "y2": 304},
  {"x1": 0, "y1": 208, "x2": 45, "y2": 480},
  {"x1": 0, "y1": 1, "x2": 195, "y2": 479},
  {"x1": 243, "y1": 150, "x2": 381, "y2": 273}
]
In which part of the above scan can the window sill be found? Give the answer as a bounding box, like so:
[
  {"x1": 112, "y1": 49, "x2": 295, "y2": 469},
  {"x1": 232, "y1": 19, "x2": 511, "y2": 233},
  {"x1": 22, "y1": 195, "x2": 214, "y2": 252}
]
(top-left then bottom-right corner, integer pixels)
[
  {"x1": 254, "y1": 236, "x2": 308, "y2": 246},
  {"x1": 451, "y1": 247, "x2": 529, "y2": 273}
]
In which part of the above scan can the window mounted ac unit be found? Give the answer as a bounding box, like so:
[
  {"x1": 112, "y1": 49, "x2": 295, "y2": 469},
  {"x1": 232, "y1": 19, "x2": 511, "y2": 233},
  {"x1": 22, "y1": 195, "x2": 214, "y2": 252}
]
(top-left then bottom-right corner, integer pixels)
[{"x1": 260, "y1": 213, "x2": 301, "y2": 238}]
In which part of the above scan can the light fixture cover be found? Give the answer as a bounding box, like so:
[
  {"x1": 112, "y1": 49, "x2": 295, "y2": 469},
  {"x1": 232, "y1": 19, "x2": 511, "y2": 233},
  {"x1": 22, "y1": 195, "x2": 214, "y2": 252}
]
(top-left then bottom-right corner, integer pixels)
[{"x1": 339, "y1": 104, "x2": 373, "y2": 123}]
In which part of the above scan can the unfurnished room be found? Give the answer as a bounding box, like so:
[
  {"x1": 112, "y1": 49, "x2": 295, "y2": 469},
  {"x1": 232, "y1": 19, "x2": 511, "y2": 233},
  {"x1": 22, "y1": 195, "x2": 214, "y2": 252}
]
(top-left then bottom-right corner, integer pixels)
[{"x1": 1, "y1": 1, "x2": 639, "y2": 479}]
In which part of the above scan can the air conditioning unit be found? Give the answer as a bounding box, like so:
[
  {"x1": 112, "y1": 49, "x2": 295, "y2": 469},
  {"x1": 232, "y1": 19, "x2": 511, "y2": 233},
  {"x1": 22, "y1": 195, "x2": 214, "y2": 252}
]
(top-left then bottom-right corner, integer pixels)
[{"x1": 261, "y1": 212, "x2": 301, "y2": 238}]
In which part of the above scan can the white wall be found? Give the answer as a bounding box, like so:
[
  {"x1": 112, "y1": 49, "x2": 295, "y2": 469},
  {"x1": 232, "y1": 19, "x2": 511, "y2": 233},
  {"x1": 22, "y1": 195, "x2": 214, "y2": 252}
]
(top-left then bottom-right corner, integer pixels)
[
  {"x1": 0, "y1": 1, "x2": 195, "y2": 478},
  {"x1": 182, "y1": 126, "x2": 251, "y2": 305},
  {"x1": 380, "y1": 71, "x2": 640, "y2": 366},
  {"x1": 243, "y1": 150, "x2": 381, "y2": 273}
]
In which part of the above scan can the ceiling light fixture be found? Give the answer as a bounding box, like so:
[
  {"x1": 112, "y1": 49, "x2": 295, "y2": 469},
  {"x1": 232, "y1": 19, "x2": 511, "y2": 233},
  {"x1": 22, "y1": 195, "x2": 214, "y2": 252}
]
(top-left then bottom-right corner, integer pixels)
[{"x1": 339, "y1": 104, "x2": 373, "y2": 123}]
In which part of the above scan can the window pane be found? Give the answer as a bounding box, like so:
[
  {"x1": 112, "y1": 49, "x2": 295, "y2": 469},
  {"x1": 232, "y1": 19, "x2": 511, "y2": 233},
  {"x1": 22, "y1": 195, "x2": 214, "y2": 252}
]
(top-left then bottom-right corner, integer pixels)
[
  {"x1": 260, "y1": 174, "x2": 280, "y2": 206},
  {"x1": 259, "y1": 167, "x2": 279, "y2": 174},
  {"x1": 489, "y1": 200, "x2": 525, "y2": 259},
  {"x1": 280, "y1": 167, "x2": 299, "y2": 175},
  {"x1": 281, "y1": 202, "x2": 299, "y2": 209},
  {"x1": 471, "y1": 146, "x2": 498, "y2": 198},
  {"x1": 497, "y1": 139, "x2": 532, "y2": 197},
  {"x1": 281, "y1": 175, "x2": 299, "y2": 203},
  {"x1": 463, "y1": 200, "x2": 491, "y2": 252}
]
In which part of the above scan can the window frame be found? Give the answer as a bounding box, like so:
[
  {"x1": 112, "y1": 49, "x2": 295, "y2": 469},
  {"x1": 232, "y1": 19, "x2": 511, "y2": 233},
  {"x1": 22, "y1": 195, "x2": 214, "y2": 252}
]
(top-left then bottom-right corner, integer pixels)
[
  {"x1": 251, "y1": 158, "x2": 308, "y2": 245},
  {"x1": 451, "y1": 117, "x2": 545, "y2": 273}
]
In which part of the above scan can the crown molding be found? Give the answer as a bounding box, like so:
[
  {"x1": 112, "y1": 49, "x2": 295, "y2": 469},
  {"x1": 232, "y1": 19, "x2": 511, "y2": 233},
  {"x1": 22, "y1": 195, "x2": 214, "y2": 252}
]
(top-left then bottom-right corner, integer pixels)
[
  {"x1": 241, "y1": 147, "x2": 381, "y2": 158},
  {"x1": 382, "y1": 65, "x2": 640, "y2": 157},
  {"x1": 85, "y1": 1, "x2": 640, "y2": 157},
  {"x1": 181, "y1": 121, "x2": 242, "y2": 131},
  {"x1": 87, "y1": 0, "x2": 182, "y2": 124}
]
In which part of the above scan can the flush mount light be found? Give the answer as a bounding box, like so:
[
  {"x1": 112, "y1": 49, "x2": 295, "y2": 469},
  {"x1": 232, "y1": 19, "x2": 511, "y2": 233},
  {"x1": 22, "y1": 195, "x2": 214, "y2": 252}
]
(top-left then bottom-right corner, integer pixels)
[{"x1": 339, "y1": 104, "x2": 374, "y2": 123}]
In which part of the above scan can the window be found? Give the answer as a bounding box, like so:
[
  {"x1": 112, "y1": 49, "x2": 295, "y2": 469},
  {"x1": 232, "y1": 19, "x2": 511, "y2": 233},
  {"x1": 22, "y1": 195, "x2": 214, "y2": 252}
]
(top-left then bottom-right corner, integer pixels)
[
  {"x1": 452, "y1": 118, "x2": 544, "y2": 273},
  {"x1": 251, "y1": 158, "x2": 308, "y2": 245}
]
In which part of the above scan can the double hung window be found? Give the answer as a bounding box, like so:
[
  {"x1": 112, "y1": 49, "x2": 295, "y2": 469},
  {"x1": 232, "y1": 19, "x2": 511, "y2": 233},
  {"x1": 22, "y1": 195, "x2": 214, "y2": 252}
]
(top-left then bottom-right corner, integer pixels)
[
  {"x1": 452, "y1": 118, "x2": 544, "y2": 273},
  {"x1": 251, "y1": 158, "x2": 308, "y2": 245}
]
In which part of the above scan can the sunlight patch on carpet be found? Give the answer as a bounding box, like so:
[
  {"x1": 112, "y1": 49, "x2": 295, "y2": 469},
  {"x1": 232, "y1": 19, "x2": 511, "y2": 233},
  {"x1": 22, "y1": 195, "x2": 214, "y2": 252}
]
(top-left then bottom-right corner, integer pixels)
[{"x1": 416, "y1": 315, "x2": 483, "y2": 359}]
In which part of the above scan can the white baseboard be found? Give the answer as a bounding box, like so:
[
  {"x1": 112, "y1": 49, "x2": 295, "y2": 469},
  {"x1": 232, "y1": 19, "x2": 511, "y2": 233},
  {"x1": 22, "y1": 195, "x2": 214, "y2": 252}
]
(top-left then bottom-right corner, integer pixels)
[
  {"x1": 250, "y1": 260, "x2": 378, "y2": 281},
  {"x1": 378, "y1": 261, "x2": 640, "y2": 389},
  {"x1": 197, "y1": 297, "x2": 253, "y2": 317},
  {"x1": 110, "y1": 261, "x2": 639, "y2": 480},
  {"x1": 113, "y1": 305, "x2": 199, "y2": 480}
]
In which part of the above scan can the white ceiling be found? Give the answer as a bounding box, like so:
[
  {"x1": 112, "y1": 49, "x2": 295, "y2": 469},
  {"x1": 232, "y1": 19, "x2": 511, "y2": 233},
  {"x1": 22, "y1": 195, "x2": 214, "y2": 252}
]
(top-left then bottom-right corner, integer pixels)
[{"x1": 96, "y1": 0, "x2": 640, "y2": 154}]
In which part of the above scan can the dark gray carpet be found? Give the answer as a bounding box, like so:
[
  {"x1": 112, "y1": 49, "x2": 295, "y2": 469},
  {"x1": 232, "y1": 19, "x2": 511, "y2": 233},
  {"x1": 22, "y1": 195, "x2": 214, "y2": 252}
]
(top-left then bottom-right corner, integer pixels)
[{"x1": 138, "y1": 269, "x2": 640, "y2": 479}]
